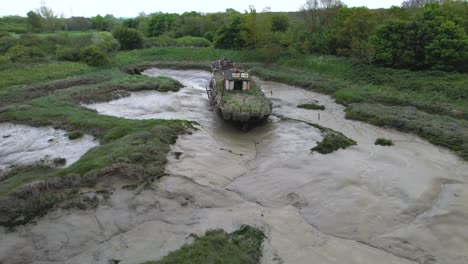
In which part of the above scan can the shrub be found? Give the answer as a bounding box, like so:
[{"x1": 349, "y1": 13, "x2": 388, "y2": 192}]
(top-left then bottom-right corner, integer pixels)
[
  {"x1": 5, "y1": 45, "x2": 44, "y2": 62},
  {"x1": 0, "y1": 31, "x2": 11, "y2": 38},
  {"x1": 112, "y1": 27, "x2": 144, "y2": 50},
  {"x1": 79, "y1": 45, "x2": 109, "y2": 66},
  {"x1": 92, "y1": 32, "x2": 120, "y2": 52},
  {"x1": 56, "y1": 46, "x2": 81, "y2": 62},
  {"x1": 375, "y1": 138, "x2": 394, "y2": 146},
  {"x1": 19, "y1": 34, "x2": 54, "y2": 53},
  {"x1": 0, "y1": 36, "x2": 18, "y2": 54},
  {"x1": 175, "y1": 36, "x2": 211, "y2": 47}
]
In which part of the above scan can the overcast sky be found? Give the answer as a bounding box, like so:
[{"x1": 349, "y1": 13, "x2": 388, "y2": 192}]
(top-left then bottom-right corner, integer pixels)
[{"x1": 2, "y1": 0, "x2": 404, "y2": 17}]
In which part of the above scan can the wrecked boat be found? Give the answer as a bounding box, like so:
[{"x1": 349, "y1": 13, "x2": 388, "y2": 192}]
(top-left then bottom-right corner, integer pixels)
[{"x1": 207, "y1": 59, "x2": 272, "y2": 126}]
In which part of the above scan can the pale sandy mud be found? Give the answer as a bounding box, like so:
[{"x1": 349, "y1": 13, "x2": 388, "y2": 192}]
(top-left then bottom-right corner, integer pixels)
[
  {"x1": 0, "y1": 69, "x2": 467, "y2": 264},
  {"x1": 0, "y1": 123, "x2": 98, "y2": 173}
]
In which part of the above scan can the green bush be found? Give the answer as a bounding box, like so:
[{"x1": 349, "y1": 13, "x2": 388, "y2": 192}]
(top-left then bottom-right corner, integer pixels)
[
  {"x1": 79, "y1": 45, "x2": 109, "y2": 66},
  {"x1": 92, "y1": 32, "x2": 120, "y2": 52},
  {"x1": 112, "y1": 27, "x2": 144, "y2": 50},
  {"x1": 0, "y1": 31, "x2": 11, "y2": 38},
  {"x1": 175, "y1": 36, "x2": 211, "y2": 47},
  {"x1": 5, "y1": 45, "x2": 35, "y2": 62},
  {"x1": 18, "y1": 34, "x2": 54, "y2": 54},
  {"x1": 56, "y1": 46, "x2": 81, "y2": 62}
]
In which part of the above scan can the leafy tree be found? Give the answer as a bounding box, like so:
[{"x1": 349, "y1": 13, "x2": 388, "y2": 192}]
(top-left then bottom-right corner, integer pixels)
[
  {"x1": 329, "y1": 7, "x2": 379, "y2": 55},
  {"x1": 301, "y1": 0, "x2": 346, "y2": 30},
  {"x1": 401, "y1": 0, "x2": 443, "y2": 8},
  {"x1": 91, "y1": 14, "x2": 119, "y2": 31},
  {"x1": 371, "y1": 3, "x2": 468, "y2": 70},
  {"x1": 26, "y1": 11, "x2": 44, "y2": 32},
  {"x1": 371, "y1": 19, "x2": 422, "y2": 68},
  {"x1": 271, "y1": 13, "x2": 290, "y2": 32},
  {"x1": 213, "y1": 14, "x2": 244, "y2": 49},
  {"x1": 147, "y1": 13, "x2": 178, "y2": 37},
  {"x1": 112, "y1": 26, "x2": 144, "y2": 50},
  {"x1": 91, "y1": 15, "x2": 108, "y2": 31},
  {"x1": 36, "y1": 1, "x2": 64, "y2": 32},
  {"x1": 240, "y1": 6, "x2": 272, "y2": 49},
  {"x1": 123, "y1": 18, "x2": 139, "y2": 29},
  {"x1": 65, "y1": 17, "x2": 92, "y2": 31}
]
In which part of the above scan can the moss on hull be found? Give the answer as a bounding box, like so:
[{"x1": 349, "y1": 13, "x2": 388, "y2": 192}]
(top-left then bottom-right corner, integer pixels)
[
  {"x1": 143, "y1": 225, "x2": 265, "y2": 264},
  {"x1": 210, "y1": 73, "x2": 272, "y2": 124}
]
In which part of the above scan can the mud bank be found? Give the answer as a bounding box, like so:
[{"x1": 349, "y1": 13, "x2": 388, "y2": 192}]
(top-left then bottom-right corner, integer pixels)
[
  {"x1": 1, "y1": 69, "x2": 467, "y2": 264},
  {"x1": 0, "y1": 123, "x2": 98, "y2": 173}
]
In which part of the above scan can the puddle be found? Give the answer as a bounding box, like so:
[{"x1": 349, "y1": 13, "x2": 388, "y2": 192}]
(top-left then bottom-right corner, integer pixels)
[
  {"x1": 0, "y1": 123, "x2": 98, "y2": 174},
  {"x1": 1, "y1": 69, "x2": 467, "y2": 264}
]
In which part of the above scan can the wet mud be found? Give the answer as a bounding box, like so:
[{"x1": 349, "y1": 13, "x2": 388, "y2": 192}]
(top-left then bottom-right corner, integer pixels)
[
  {"x1": 0, "y1": 69, "x2": 467, "y2": 264},
  {"x1": 0, "y1": 123, "x2": 98, "y2": 173}
]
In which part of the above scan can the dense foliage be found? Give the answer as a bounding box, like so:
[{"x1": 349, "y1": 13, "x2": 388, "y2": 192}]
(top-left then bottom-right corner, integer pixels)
[
  {"x1": 112, "y1": 26, "x2": 144, "y2": 50},
  {"x1": 2, "y1": 0, "x2": 467, "y2": 71}
]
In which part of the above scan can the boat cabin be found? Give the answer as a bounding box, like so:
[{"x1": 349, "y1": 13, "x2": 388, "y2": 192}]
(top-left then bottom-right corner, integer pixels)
[{"x1": 224, "y1": 70, "x2": 252, "y2": 91}]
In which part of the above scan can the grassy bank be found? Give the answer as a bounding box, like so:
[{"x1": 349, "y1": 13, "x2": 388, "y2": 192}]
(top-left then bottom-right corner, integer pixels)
[
  {"x1": 0, "y1": 70, "x2": 189, "y2": 228},
  {"x1": 143, "y1": 225, "x2": 265, "y2": 264}
]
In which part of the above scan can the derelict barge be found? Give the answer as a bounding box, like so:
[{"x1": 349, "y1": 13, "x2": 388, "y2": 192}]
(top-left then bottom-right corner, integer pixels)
[{"x1": 206, "y1": 59, "x2": 272, "y2": 125}]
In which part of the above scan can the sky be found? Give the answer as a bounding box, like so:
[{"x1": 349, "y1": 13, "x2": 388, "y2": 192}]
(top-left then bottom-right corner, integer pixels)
[{"x1": 2, "y1": 0, "x2": 404, "y2": 17}]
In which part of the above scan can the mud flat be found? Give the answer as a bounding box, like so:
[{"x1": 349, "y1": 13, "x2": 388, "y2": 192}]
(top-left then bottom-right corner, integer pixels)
[
  {"x1": 0, "y1": 123, "x2": 98, "y2": 173},
  {"x1": 1, "y1": 69, "x2": 467, "y2": 264}
]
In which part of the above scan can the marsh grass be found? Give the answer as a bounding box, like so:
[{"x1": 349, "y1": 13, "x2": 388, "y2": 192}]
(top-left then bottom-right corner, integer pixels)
[
  {"x1": 0, "y1": 67, "x2": 190, "y2": 227},
  {"x1": 312, "y1": 133, "x2": 357, "y2": 154},
  {"x1": 143, "y1": 225, "x2": 265, "y2": 264},
  {"x1": 116, "y1": 48, "x2": 467, "y2": 159}
]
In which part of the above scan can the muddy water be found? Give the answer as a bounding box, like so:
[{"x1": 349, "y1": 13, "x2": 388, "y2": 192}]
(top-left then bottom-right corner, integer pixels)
[
  {"x1": 1, "y1": 69, "x2": 467, "y2": 264},
  {"x1": 0, "y1": 123, "x2": 98, "y2": 173}
]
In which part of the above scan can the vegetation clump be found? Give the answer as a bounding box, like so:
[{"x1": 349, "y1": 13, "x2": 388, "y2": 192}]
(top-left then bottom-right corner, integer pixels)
[
  {"x1": 298, "y1": 103, "x2": 325, "y2": 110},
  {"x1": 79, "y1": 45, "x2": 110, "y2": 66},
  {"x1": 312, "y1": 133, "x2": 357, "y2": 154},
  {"x1": 0, "y1": 69, "x2": 190, "y2": 228},
  {"x1": 112, "y1": 26, "x2": 144, "y2": 50},
  {"x1": 66, "y1": 131, "x2": 83, "y2": 140},
  {"x1": 143, "y1": 225, "x2": 265, "y2": 264},
  {"x1": 375, "y1": 138, "x2": 394, "y2": 146}
]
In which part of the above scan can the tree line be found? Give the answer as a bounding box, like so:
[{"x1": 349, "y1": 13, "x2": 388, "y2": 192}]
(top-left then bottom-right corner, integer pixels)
[{"x1": 1, "y1": 0, "x2": 467, "y2": 71}]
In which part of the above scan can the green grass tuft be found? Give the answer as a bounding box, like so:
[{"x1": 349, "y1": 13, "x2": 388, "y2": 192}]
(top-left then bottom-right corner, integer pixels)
[
  {"x1": 375, "y1": 138, "x2": 394, "y2": 146},
  {"x1": 66, "y1": 131, "x2": 83, "y2": 140},
  {"x1": 298, "y1": 103, "x2": 325, "y2": 110}
]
